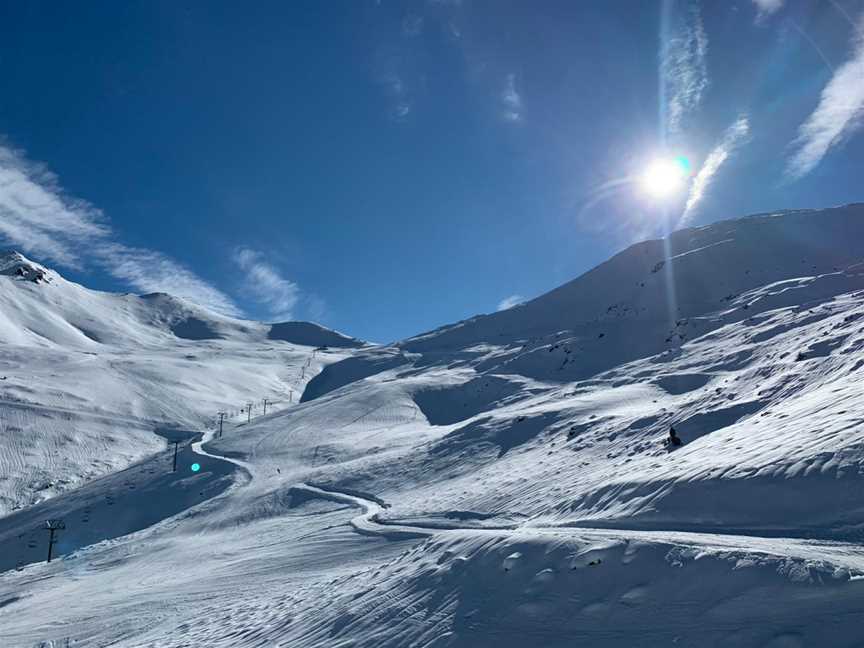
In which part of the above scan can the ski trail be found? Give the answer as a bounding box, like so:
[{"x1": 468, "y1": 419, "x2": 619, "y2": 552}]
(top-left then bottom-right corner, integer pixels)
[
  {"x1": 289, "y1": 483, "x2": 864, "y2": 572},
  {"x1": 250, "y1": 349, "x2": 317, "y2": 460},
  {"x1": 1, "y1": 382, "x2": 286, "y2": 573},
  {"x1": 289, "y1": 484, "x2": 430, "y2": 540},
  {"x1": 193, "y1": 429, "x2": 254, "y2": 476}
]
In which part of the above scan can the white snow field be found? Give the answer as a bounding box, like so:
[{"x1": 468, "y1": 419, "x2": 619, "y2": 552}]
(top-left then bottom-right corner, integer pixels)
[{"x1": 2, "y1": 204, "x2": 864, "y2": 647}]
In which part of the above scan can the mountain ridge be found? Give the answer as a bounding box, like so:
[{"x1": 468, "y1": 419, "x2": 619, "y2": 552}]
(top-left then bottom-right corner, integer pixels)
[{"x1": 0, "y1": 248, "x2": 364, "y2": 349}]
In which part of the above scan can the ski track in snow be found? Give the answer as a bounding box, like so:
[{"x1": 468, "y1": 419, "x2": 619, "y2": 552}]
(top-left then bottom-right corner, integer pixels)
[
  {"x1": 288, "y1": 482, "x2": 864, "y2": 572},
  {"x1": 8, "y1": 420, "x2": 864, "y2": 647}
]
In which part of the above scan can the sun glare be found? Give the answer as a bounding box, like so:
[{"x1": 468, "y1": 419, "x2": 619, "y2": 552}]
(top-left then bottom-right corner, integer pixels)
[{"x1": 640, "y1": 156, "x2": 691, "y2": 199}]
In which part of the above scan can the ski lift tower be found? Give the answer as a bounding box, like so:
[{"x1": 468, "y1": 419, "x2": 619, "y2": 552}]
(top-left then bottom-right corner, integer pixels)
[{"x1": 44, "y1": 519, "x2": 66, "y2": 563}]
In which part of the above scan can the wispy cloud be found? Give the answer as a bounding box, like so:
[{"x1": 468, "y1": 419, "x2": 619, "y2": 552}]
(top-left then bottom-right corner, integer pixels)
[
  {"x1": 96, "y1": 243, "x2": 239, "y2": 315},
  {"x1": 370, "y1": 0, "x2": 467, "y2": 121},
  {"x1": 785, "y1": 14, "x2": 864, "y2": 180},
  {"x1": 500, "y1": 73, "x2": 523, "y2": 122},
  {"x1": 232, "y1": 247, "x2": 299, "y2": 322},
  {"x1": 304, "y1": 293, "x2": 328, "y2": 324},
  {"x1": 682, "y1": 115, "x2": 751, "y2": 222},
  {"x1": 752, "y1": 0, "x2": 785, "y2": 19},
  {"x1": 0, "y1": 144, "x2": 240, "y2": 315},
  {"x1": 375, "y1": 64, "x2": 413, "y2": 121},
  {"x1": 497, "y1": 294, "x2": 525, "y2": 311},
  {"x1": 0, "y1": 147, "x2": 109, "y2": 268},
  {"x1": 402, "y1": 13, "x2": 424, "y2": 38},
  {"x1": 663, "y1": 3, "x2": 709, "y2": 136}
]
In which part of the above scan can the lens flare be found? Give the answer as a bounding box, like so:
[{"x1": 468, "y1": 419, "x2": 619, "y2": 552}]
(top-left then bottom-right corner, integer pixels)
[{"x1": 674, "y1": 155, "x2": 691, "y2": 174}]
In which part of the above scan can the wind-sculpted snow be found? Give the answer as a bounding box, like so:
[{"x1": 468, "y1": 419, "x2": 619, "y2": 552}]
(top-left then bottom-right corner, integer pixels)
[
  {"x1": 2, "y1": 206, "x2": 864, "y2": 646},
  {"x1": 270, "y1": 528, "x2": 864, "y2": 648}
]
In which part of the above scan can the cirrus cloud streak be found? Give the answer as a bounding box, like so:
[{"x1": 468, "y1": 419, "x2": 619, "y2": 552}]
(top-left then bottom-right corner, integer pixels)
[
  {"x1": 785, "y1": 14, "x2": 864, "y2": 181},
  {"x1": 682, "y1": 115, "x2": 751, "y2": 222},
  {"x1": 0, "y1": 143, "x2": 241, "y2": 316}
]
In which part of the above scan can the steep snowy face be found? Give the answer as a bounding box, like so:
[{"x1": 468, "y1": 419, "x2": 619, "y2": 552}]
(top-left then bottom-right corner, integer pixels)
[{"x1": 401, "y1": 204, "x2": 864, "y2": 379}]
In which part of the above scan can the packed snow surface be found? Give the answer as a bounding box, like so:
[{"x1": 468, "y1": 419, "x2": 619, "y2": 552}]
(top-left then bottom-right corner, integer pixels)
[{"x1": 2, "y1": 205, "x2": 864, "y2": 647}]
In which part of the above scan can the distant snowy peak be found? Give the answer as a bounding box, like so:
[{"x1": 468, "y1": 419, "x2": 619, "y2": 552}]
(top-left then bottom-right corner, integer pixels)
[
  {"x1": 268, "y1": 321, "x2": 365, "y2": 348},
  {"x1": 139, "y1": 291, "x2": 183, "y2": 303},
  {"x1": 0, "y1": 250, "x2": 53, "y2": 284},
  {"x1": 136, "y1": 297, "x2": 365, "y2": 346}
]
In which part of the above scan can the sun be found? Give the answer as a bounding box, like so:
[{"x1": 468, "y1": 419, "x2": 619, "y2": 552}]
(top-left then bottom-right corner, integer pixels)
[{"x1": 640, "y1": 156, "x2": 691, "y2": 199}]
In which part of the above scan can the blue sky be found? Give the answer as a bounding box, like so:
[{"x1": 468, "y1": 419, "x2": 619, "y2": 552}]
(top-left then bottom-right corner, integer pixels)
[{"x1": 0, "y1": 0, "x2": 862, "y2": 342}]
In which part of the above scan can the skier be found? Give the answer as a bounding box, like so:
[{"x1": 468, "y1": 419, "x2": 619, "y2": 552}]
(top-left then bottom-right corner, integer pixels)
[{"x1": 667, "y1": 426, "x2": 682, "y2": 448}]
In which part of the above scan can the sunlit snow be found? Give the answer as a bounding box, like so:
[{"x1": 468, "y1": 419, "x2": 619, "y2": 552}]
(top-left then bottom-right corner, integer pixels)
[{"x1": 2, "y1": 205, "x2": 864, "y2": 647}]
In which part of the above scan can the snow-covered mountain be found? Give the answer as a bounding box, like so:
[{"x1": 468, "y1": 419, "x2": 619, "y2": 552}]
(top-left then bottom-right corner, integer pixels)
[
  {"x1": 402, "y1": 205, "x2": 864, "y2": 376},
  {"x1": 0, "y1": 250, "x2": 364, "y2": 349},
  {"x1": 2, "y1": 204, "x2": 864, "y2": 647},
  {"x1": 0, "y1": 251, "x2": 364, "y2": 514}
]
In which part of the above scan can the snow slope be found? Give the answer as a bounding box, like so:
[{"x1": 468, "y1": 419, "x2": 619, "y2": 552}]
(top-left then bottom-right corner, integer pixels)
[
  {"x1": 0, "y1": 250, "x2": 363, "y2": 515},
  {"x1": 2, "y1": 204, "x2": 864, "y2": 647}
]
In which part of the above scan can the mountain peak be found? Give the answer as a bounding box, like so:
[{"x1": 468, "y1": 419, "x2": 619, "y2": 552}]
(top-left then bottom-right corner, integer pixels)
[
  {"x1": 0, "y1": 249, "x2": 31, "y2": 266},
  {"x1": 0, "y1": 250, "x2": 53, "y2": 284}
]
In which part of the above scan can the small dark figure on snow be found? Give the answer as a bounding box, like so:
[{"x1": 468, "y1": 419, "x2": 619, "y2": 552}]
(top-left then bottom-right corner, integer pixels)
[{"x1": 667, "y1": 426, "x2": 682, "y2": 448}]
